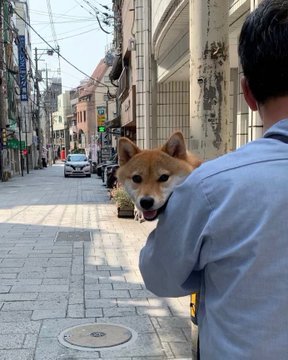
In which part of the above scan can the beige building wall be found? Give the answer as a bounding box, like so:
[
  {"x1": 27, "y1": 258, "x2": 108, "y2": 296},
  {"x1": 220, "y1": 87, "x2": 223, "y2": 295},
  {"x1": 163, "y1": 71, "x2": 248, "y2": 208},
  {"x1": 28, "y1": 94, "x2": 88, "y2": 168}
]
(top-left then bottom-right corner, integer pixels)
[
  {"x1": 151, "y1": 0, "x2": 191, "y2": 148},
  {"x1": 117, "y1": 0, "x2": 264, "y2": 155},
  {"x1": 117, "y1": 0, "x2": 137, "y2": 143}
]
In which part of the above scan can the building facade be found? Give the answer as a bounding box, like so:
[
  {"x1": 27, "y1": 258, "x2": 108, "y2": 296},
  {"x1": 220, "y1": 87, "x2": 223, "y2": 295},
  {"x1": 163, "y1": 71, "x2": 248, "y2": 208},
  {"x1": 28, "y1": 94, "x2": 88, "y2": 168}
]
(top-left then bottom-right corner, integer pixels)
[
  {"x1": 0, "y1": 0, "x2": 35, "y2": 179},
  {"x1": 111, "y1": 0, "x2": 265, "y2": 161}
]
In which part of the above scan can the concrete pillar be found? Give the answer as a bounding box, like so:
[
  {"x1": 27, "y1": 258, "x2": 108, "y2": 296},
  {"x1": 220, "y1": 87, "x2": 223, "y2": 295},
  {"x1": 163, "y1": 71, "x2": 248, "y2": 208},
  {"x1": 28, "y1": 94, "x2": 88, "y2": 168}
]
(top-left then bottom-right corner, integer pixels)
[{"x1": 189, "y1": 0, "x2": 230, "y2": 160}]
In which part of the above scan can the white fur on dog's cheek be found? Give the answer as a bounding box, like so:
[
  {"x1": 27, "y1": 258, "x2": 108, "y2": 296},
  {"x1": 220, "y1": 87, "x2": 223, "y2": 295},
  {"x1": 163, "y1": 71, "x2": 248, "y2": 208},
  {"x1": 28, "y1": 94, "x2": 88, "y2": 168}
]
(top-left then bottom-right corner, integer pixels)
[
  {"x1": 122, "y1": 181, "x2": 138, "y2": 206},
  {"x1": 161, "y1": 175, "x2": 188, "y2": 202},
  {"x1": 171, "y1": 174, "x2": 188, "y2": 187}
]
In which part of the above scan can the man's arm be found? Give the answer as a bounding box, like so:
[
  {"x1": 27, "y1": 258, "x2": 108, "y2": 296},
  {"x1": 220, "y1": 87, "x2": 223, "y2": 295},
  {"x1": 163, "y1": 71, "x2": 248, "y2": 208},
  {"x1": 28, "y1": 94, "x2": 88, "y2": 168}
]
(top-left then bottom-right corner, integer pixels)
[{"x1": 139, "y1": 172, "x2": 212, "y2": 297}]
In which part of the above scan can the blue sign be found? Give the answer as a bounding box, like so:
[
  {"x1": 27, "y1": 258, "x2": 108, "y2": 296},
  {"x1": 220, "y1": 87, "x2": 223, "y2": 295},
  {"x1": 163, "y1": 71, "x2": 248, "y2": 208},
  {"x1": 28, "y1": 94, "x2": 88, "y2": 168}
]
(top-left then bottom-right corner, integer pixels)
[{"x1": 18, "y1": 35, "x2": 28, "y2": 101}]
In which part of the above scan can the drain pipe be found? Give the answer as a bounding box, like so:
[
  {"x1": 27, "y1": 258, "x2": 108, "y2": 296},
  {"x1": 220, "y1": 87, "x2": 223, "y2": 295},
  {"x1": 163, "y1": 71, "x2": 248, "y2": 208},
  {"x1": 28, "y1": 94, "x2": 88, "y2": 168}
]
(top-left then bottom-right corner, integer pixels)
[{"x1": 143, "y1": 0, "x2": 151, "y2": 149}]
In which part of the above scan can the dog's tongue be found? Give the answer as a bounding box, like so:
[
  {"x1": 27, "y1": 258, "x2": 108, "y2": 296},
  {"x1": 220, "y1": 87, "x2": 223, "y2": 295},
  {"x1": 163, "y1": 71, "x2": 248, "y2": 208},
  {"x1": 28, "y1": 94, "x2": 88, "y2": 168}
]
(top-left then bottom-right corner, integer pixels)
[{"x1": 143, "y1": 210, "x2": 158, "y2": 221}]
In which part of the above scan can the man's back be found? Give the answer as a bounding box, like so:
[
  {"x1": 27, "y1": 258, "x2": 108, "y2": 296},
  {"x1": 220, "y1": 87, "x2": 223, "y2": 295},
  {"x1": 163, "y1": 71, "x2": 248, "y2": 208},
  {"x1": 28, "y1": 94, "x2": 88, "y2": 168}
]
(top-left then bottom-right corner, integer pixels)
[
  {"x1": 140, "y1": 119, "x2": 288, "y2": 359},
  {"x1": 195, "y1": 120, "x2": 288, "y2": 358}
]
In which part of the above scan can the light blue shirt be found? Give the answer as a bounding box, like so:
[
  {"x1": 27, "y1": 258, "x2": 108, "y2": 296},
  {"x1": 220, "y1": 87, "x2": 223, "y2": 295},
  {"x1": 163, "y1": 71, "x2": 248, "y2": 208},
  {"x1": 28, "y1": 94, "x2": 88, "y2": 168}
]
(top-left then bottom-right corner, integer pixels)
[{"x1": 139, "y1": 119, "x2": 288, "y2": 359}]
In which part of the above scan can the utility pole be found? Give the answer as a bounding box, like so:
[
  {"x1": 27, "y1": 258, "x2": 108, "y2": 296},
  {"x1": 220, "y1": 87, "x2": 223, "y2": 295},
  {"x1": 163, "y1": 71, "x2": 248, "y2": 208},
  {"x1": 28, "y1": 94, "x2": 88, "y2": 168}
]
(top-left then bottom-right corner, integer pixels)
[
  {"x1": 24, "y1": 112, "x2": 29, "y2": 174},
  {"x1": 34, "y1": 47, "x2": 42, "y2": 169},
  {"x1": 189, "y1": 0, "x2": 230, "y2": 160},
  {"x1": 18, "y1": 117, "x2": 23, "y2": 177},
  {"x1": 50, "y1": 112, "x2": 55, "y2": 164},
  {"x1": 45, "y1": 66, "x2": 56, "y2": 165}
]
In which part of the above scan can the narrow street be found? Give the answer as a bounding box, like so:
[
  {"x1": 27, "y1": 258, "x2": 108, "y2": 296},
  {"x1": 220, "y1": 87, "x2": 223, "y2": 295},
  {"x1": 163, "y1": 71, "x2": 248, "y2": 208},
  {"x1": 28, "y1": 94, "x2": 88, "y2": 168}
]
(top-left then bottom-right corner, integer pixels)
[{"x1": 0, "y1": 163, "x2": 192, "y2": 360}]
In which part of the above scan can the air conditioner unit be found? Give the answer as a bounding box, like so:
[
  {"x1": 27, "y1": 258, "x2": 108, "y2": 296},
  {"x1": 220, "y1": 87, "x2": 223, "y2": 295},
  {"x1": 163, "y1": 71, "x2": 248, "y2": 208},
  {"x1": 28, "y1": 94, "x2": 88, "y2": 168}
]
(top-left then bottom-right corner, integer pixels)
[{"x1": 128, "y1": 37, "x2": 136, "y2": 51}]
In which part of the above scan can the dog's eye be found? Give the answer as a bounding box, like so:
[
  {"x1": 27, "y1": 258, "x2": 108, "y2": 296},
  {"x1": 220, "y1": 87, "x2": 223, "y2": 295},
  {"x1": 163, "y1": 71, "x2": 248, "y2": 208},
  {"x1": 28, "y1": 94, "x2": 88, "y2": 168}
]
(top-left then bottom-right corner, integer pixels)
[
  {"x1": 158, "y1": 174, "x2": 169, "y2": 182},
  {"x1": 132, "y1": 175, "x2": 142, "y2": 183}
]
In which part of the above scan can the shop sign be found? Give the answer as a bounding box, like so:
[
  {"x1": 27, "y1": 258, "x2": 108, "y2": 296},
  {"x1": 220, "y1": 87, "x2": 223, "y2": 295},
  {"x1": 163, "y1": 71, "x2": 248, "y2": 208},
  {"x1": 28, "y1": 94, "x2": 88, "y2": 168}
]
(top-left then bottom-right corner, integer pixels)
[
  {"x1": 97, "y1": 106, "x2": 106, "y2": 126},
  {"x1": 18, "y1": 35, "x2": 28, "y2": 101}
]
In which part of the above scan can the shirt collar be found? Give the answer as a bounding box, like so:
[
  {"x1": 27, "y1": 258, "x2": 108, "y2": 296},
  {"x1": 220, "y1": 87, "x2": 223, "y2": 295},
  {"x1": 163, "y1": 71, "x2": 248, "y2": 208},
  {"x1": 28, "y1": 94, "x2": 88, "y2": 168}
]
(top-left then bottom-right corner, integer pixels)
[{"x1": 263, "y1": 119, "x2": 288, "y2": 139}]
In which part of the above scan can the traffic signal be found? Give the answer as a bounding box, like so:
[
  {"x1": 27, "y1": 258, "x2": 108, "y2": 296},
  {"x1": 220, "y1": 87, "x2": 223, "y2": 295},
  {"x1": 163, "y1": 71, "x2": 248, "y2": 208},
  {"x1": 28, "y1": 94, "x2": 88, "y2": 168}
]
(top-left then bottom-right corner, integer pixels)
[{"x1": 98, "y1": 126, "x2": 106, "y2": 133}]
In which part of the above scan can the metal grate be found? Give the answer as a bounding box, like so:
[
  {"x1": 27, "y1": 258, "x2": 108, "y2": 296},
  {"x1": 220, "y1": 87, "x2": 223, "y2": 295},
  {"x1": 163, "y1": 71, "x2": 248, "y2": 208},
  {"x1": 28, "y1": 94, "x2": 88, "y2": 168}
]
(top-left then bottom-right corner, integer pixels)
[{"x1": 55, "y1": 231, "x2": 91, "y2": 242}]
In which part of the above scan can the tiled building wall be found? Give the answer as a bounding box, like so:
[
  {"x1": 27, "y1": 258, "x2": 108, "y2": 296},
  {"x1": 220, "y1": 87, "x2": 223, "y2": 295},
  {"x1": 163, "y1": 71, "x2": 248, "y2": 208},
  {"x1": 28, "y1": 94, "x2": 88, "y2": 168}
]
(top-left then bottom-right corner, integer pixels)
[
  {"x1": 156, "y1": 81, "x2": 190, "y2": 146},
  {"x1": 236, "y1": 68, "x2": 249, "y2": 148},
  {"x1": 229, "y1": 68, "x2": 238, "y2": 151},
  {"x1": 134, "y1": 0, "x2": 153, "y2": 150},
  {"x1": 133, "y1": 0, "x2": 262, "y2": 153}
]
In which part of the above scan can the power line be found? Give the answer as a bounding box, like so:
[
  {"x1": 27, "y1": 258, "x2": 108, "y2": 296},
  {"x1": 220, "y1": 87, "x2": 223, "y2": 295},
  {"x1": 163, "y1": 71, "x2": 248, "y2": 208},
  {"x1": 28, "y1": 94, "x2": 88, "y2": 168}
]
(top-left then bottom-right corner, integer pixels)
[
  {"x1": 74, "y1": 0, "x2": 111, "y2": 34},
  {"x1": 30, "y1": 9, "x2": 94, "y2": 20},
  {"x1": 32, "y1": 26, "x2": 100, "y2": 44},
  {"x1": 46, "y1": 0, "x2": 61, "y2": 78},
  {"x1": 46, "y1": 0, "x2": 58, "y2": 49},
  {"x1": 13, "y1": 7, "x2": 109, "y2": 89},
  {"x1": 31, "y1": 18, "x2": 96, "y2": 25}
]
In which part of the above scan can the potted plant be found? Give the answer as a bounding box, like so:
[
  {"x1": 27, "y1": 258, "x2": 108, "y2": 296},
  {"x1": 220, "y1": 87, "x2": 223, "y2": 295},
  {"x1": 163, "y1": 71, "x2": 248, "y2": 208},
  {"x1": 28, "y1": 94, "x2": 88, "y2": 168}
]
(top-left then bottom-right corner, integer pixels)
[{"x1": 111, "y1": 186, "x2": 135, "y2": 218}]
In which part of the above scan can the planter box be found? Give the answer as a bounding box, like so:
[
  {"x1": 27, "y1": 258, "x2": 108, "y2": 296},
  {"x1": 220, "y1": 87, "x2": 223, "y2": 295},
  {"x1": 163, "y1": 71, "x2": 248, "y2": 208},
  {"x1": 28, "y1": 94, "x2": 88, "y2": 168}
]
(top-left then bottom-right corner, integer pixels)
[{"x1": 117, "y1": 206, "x2": 134, "y2": 218}]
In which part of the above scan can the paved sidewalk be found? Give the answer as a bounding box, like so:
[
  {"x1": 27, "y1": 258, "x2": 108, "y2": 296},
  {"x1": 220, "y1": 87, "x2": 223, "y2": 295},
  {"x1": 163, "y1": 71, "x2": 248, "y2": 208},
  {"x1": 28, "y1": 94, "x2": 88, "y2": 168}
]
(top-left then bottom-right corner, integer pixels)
[{"x1": 0, "y1": 164, "x2": 192, "y2": 359}]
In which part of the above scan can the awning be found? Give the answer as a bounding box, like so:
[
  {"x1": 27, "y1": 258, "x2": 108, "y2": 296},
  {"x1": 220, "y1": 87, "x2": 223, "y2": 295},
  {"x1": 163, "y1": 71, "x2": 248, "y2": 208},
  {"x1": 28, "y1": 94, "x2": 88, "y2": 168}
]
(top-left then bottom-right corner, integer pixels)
[{"x1": 105, "y1": 115, "x2": 121, "y2": 128}]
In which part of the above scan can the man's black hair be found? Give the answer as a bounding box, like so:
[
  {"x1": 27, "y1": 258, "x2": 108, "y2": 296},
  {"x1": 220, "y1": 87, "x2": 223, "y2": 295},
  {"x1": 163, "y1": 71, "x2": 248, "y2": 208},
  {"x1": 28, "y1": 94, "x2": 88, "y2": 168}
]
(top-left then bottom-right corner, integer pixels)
[{"x1": 239, "y1": 0, "x2": 288, "y2": 104}]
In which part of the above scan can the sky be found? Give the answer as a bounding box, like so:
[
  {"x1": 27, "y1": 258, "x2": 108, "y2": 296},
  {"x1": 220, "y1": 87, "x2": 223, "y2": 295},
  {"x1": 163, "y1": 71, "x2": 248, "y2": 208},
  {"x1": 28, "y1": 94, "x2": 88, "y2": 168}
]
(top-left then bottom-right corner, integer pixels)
[{"x1": 28, "y1": 0, "x2": 113, "y2": 91}]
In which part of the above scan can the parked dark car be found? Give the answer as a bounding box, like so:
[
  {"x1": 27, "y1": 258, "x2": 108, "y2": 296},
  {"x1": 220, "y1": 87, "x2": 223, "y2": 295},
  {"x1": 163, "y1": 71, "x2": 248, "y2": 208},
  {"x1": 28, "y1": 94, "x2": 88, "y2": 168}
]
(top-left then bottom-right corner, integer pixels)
[
  {"x1": 96, "y1": 154, "x2": 118, "y2": 180},
  {"x1": 104, "y1": 163, "x2": 119, "y2": 188}
]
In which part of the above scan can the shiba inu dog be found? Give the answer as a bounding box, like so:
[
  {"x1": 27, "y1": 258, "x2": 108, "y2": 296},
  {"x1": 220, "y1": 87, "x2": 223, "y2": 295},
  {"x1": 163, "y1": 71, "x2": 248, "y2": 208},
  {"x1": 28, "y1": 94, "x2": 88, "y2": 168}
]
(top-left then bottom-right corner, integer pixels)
[{"x1": 117, "y1": 132, "x2": 202, "y2": 221}]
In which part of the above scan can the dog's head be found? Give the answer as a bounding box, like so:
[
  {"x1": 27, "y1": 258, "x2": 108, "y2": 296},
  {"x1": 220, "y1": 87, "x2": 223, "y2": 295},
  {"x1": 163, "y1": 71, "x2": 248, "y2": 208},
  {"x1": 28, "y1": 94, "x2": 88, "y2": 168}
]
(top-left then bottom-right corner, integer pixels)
[{"x1": 117, "y1": 132, "x2": 202, "y2": 221}]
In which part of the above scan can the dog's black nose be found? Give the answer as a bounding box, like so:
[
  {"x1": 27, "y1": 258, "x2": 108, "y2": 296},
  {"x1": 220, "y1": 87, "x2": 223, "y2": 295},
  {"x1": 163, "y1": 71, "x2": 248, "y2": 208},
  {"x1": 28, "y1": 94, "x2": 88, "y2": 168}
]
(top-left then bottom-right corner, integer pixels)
[{"x1": 140, "y1": 197, "x2": 154, "y2": 210}]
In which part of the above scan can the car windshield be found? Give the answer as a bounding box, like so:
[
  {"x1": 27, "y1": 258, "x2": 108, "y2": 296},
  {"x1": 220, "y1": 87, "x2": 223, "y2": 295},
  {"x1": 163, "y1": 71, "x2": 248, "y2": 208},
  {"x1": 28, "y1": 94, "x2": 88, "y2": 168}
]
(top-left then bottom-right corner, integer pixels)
[{"x1": 67, "y1": 154, "x2": 87, "y2": 162}]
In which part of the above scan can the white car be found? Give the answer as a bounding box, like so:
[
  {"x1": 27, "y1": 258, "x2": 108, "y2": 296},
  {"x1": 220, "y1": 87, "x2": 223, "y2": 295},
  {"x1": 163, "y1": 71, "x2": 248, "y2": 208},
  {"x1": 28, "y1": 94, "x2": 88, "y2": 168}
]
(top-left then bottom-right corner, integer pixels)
[{"x1": 64, "y1": 154, "x2": 91, "y2": 178}]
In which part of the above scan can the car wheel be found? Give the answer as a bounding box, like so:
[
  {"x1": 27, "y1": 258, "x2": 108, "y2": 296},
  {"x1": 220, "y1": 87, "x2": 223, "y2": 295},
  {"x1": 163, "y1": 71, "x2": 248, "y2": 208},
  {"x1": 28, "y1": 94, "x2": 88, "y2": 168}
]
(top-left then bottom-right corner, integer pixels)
[
  {"x1": 64, "y1": 173, "x2": 68, "y2": 178},
  {"x1": 86, "y1": 174, "x2": 91, "y2": 178}
]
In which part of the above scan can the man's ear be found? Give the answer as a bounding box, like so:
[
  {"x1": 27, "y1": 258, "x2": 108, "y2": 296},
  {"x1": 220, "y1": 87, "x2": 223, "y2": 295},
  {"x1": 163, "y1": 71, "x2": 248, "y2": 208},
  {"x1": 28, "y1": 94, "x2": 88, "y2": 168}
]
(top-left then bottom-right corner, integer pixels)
[
  {"x1": 241, "y1": 77, "x2": 258, "y2": 111},
  {"x1": 117, "y1": 137, "x2": 140, "y2": 166},
  {"x1": 161, "y1": 132, "x2": 187, "y2": 160}
]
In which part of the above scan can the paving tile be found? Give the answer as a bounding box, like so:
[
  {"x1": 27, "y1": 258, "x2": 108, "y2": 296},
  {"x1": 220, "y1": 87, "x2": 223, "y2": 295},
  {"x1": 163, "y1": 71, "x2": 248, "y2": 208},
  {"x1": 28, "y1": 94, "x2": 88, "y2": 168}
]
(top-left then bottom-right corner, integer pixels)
[
  {"x1": 0, "y1": 167, "x2": 192, "y2": 359},
  {"x1": 99, "y1": 332, "x2": 166, "y2": 358},
  {"x1": 32, "y1": 309, "x2": 67, "y2": 320},
  {"x1": 100, "y1": 290, "x2": 130, "y2": 299},
  {"x1": 0, "y1": 321, "x2": 41, "y2": 334},
  {"x1": 0, "y1": 311, "x2": 32, "y2": 322},
  {"x1": 0, "y1": 349, "x2": 34, "y2": 360},
  {"x1": 103, "y1": 307, "x2": 137, "y2": 317},
  {"x1": 0, "y1": 334, "x2": 25, "y2": 349}
]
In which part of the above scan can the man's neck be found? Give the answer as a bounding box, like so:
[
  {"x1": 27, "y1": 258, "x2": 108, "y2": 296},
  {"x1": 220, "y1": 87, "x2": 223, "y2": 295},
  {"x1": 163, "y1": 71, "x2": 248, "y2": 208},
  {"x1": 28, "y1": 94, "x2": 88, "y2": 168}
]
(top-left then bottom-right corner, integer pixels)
[{"x1": 258, "y1": 96, "x2": 288, "y2": 131}]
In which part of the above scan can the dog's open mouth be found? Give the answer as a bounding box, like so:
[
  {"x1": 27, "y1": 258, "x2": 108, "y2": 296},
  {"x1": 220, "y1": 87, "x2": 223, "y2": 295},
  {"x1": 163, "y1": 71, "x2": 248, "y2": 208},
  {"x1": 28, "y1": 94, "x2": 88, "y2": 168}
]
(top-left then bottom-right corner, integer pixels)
[
  {"x1": 142, "y1": 197, "x2": 171, "y2": 221},
  {"x1": 142, "y1": 210, "x2": 158, "y2": 221}
]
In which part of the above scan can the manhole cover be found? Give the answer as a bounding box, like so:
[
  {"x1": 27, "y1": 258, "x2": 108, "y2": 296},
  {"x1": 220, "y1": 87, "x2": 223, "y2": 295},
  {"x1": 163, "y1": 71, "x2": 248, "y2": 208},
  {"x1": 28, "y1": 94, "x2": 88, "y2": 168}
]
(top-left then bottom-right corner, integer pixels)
[{"x1": 58, "y1": 323, "x2": 136, "y2": 351}]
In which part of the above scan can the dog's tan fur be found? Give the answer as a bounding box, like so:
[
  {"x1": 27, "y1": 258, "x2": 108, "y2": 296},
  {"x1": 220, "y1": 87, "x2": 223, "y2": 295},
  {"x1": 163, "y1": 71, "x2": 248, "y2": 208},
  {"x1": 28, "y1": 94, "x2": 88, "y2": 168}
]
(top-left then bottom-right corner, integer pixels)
[{"x1": 117, "y1": 132, "x2": 202, "y2": 221}]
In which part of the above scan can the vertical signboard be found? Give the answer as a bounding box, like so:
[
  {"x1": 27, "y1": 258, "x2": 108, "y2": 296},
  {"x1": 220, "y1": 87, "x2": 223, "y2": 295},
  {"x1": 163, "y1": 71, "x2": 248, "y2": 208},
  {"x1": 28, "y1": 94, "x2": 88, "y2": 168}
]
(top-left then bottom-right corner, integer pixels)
[
  {"x1": 18, "y1": 35, "x2": 28, "y2": 101},
  {"x1": 97, "y1": 106, "x2": 106, "y2": 126}
]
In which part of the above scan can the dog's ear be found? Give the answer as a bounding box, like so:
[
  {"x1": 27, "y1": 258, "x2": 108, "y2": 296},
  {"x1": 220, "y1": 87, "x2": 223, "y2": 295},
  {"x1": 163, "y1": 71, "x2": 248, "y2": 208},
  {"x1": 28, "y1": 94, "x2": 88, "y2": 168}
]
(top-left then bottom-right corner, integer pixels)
[
  {"x1": 161, "y1": 132, "x2": 187, "y2": 159},
  {"x1": 118, "y1": 137, "x2": 140, "y2": 166}
]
